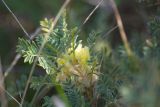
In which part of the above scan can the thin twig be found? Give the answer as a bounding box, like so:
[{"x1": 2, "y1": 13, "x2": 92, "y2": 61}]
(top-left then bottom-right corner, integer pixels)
[
  {"x1": 2, "y1": 0, "x2": 42, "y2": 78},
  {"x1": 1, "y1": 61, "x2": 21, "y2": 106},
  {"x1": 4, "y1": 89, "x2": 21, "y2": 106},
  {"x1": 4, "y1": 54, "x2": 21, "y2": 78},
  {"x1": 2, "y1": 0, "x2": 30, "y2": 39},
  {"x1": 82, "y1": 0, "x2": 104, "y2": 25},
  {"x1": 0, "y1": 58, "x2": 7, "y2": 107},
  {"x1": 1, "y1": 1, "x2": 42, "y2": 106},
  {"x1": 30, "y1": 27, "x2": 41, "y2": 40},
  {"x1": 102, "y1": 25, "x2": 118, "y2": 38},
  {"x1": 109, "y1": 0, "x2": 133, "y2": 56},
  {"x1": 20, "y1": 0, "x2": 71, "y2": 106},
  {"x1": 75, "y1": 0, "x2": 104, "y2": 35},
  {"x1": 4, "y1": 26, "x2": 41, "y2": 78}
]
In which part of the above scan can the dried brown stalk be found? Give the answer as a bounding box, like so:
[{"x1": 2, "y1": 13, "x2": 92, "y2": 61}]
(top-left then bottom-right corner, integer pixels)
[{"x1": 109, "y1": 0, "x2": 133, "y2": 56}]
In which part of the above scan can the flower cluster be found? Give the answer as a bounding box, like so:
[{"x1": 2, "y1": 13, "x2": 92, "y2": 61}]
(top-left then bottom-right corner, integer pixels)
[{"x1": 56, "y1": 43, "x2": 98, "y2": 88}]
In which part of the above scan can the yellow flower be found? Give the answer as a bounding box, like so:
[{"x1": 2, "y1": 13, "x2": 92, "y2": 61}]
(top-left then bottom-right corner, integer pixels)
[
  {"x1": 56, "y1": 43, "x2": 98, "y2": 87},
  {"x1": 74, "y1": 44, "x2": 90, "y2": 65},
  {"x1": 57, "y1": 58, "x2": 66, "y2": 66},
  {"x1": 57, "y1": 54, "x2": 73, "y2": 74}
]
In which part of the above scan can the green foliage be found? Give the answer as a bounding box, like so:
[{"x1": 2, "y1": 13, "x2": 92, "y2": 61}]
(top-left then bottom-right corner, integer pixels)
[
  {"x1": 149, "y1": 17, "x2": 160, "y2": 39},
  {"x1": 30, "y1": 76, "x2": 47, "y2": 90},
  {"x1": 15, "y1": 14, "x2": 134, "y2": 107},
  {"x1": 16, "y1": 8, "x2": 160, "y2": 107},
  {"x1": 17, "y1": 38, "x2": 38, "y2": 64},
  {"x1": 42, "y1": 96, "x2": 55, "y2": 107},
  {"x1": 64, "y1": 81, "x2": 88, "y2": 107},
  {"x1": 17, "y1": 13, "x2": 77, "y2": 74}
]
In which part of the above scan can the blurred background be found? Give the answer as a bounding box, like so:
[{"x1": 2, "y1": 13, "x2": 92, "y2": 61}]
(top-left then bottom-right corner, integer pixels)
[{"x1": 1, "y1": 0, "x2": 160, "y2": 106}]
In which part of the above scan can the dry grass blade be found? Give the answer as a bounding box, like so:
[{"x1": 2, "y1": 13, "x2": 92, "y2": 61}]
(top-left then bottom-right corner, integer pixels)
[
  {"x1": 83, "y1": 0, "x2": 104, "y2": 25},
  {"x1": 75, "y1": 0, "x2": 104, "y2": 36},
  {"x1": 109, "y1": 0, "x2": 133, "y2": 56},
  {"x1": 4, "y1": 54, "x2": 21, "y2": 78},
  {"x1": 102, "y1": 25, "x2": 118, "y2": 38},
  {"x1": 4, "y1": 90, "x2": 21, "y2": 106},
  {"x1": 2, "y1": 0, "x2": 30, "y2": 39},
  {"x1": 2, "y1": 0, "x2": 42, "y2": 78},
  {"x1": 30, "y1": 27, "x2": 41, "y2": 40}
]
